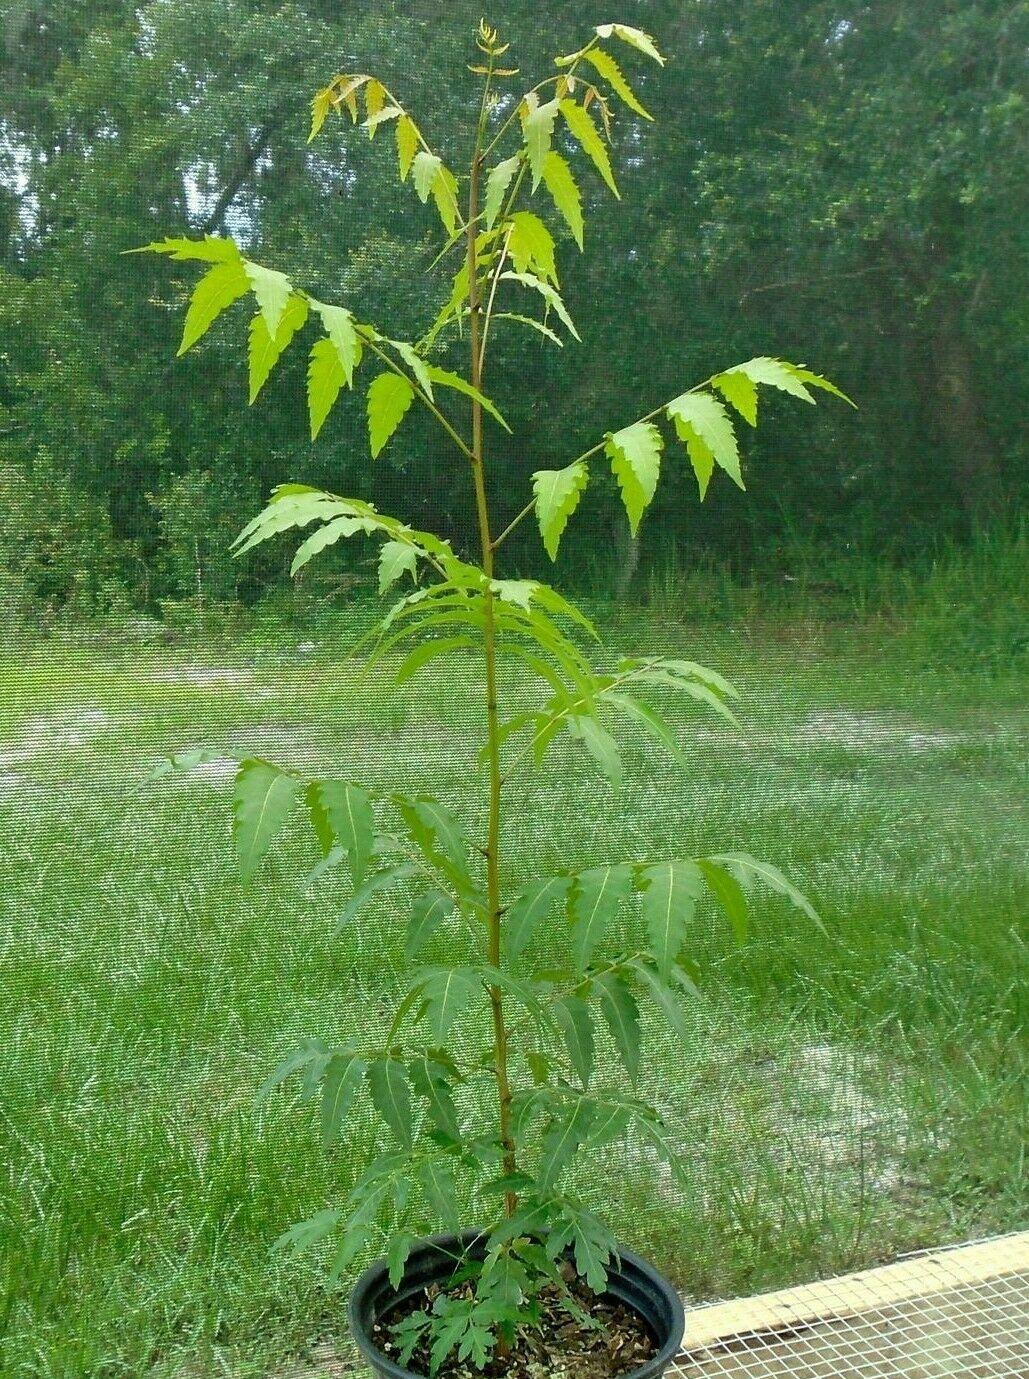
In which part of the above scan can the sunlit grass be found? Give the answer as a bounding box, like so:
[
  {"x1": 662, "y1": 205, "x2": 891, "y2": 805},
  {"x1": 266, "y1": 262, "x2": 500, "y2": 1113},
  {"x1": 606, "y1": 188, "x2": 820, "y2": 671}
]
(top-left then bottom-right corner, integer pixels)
[{"x1": 0, "y1": 613, "x2": 1025, "y2": 1377}]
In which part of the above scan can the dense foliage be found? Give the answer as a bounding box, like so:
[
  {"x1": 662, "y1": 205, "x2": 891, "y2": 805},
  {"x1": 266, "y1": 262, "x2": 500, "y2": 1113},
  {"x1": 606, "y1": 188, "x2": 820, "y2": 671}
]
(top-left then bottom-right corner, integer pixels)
[
  {"x1": 139, "y1": 18, "x2": 848, "y2": 1373},
  {"x1": 1, "y1": 1, "x2": 1025, "y2": 616}
]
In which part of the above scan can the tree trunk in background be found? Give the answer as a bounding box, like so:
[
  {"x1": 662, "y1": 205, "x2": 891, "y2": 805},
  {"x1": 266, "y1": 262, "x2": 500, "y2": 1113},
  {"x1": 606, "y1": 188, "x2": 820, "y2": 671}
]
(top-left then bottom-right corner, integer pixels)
[
  {"x1": 615, "y1": 528, "x2": 640, "y2": 602},
  {"x1": 930, "y1": 293, "x2": 1004, "y2": 522}
]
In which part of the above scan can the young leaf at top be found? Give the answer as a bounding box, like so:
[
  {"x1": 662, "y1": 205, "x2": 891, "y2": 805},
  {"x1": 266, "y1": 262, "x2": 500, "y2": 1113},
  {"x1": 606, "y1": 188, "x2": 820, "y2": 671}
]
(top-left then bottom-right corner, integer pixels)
[
  {"x1": 532, "y1": 461, "x2": 589, "y2": 560},
  {"x1": 396, "y1": 115, "x2": 419, "y2": 180},
  {"x1": 367, "y1": 372, "x2": 416, "y2": 458},
  {"x1": 507, "y1": 211, "x2": 559, "y2": 285},
  {"x1": 559, "y1": 100, "x2": 619, "y2": 198},
  {"x1": 541, "y1": 152, "x2": 585, "y2": 250},
  {"x1": 412, "y1": 150, "x2": 443, "y2": 203},
  {"x1": 581, "y1": 48, "x2": 653, "y2": 119},
  {"x1": 485, "y1": 155, "x2": 520, "y2": 229},
  {"x1": 594, "y1": 23, "x2": 666, "y2": 65},
  {"x1": 232, "y1": 759, "x2": 301, "y2": 882},
  {"x1": 521, "y1": 97, "x2": 559, "y2": 189},
  {"x1": 606, "y1": 420, "x2": 663, "y2": 534}
]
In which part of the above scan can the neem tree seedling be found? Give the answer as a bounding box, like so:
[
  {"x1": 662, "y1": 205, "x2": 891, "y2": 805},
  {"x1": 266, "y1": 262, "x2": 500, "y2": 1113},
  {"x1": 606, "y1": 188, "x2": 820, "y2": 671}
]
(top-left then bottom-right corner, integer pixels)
[{"x1": 137, "y1": 19, "x2": 848, "y2": 1375}]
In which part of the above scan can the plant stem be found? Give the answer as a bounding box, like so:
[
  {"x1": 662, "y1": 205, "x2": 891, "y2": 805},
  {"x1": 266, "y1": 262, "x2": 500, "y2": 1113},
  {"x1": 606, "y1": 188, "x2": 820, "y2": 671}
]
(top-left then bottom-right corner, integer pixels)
[{"x1": 466, "y1": 60, "x2": 518, "y2": 1219}]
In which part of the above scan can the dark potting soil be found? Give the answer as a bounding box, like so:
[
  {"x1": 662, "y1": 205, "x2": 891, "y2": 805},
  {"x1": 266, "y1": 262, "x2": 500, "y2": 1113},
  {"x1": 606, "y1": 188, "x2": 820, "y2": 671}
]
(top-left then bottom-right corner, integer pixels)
[{"x1": 373, "y1": 1275, "x2": 657, "y2": 1378}]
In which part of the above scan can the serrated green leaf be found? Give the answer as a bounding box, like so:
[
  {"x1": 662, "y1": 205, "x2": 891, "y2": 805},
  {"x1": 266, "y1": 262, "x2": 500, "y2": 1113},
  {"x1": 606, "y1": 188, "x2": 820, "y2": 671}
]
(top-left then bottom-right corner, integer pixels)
[
  {"x1": 409, "y1": 1055, "x2": 460, "y2": 1141},
  {"x1": 405, "y1": 890, "x2": 454, "y2": 961},
  {"x1": 569, "y1": 714, "x2": 622, "y2": 785},
  {"x1": 540, "y1": 151, "x2": 584, "y2": 250},
  {"x1": 640, "y1": 860, "x2": 704, "y2": 978},
  {"x1": 419, "y1": 1157, "x2": 460, "y2": 1227},
  {"x1": 507, "y1": 211, "x2": 559, "y2": 285},
  {"x1": 243, "y1": 260, "x2": 292, "y2": 337},
  {"x1": 364, "y1": 105, "x2": 402, "y2": 133},
  {"x1": 412, "y1": 150, "x2": 442, "y2": 203},
  {"x1": 232, "y1": 759, "x2": 300, "y2": 882},
  {"x1": 559, "y1": 100, "x2": 619, "y2": 198},
  {"x1": 582, "y1": 48, "x2": 653, "y2": 119},
  {"x1": 553, "y1": 995, "x2": 595, "y2": 1087},
  {"x1": 728, "y1": 356, "x2": 816, "y2": 403},
  {"x1": 307, "y1": 338, "x2": 346, "y2": 441},
  {"x1": 539, "y1": 1097, "x2": 595, "y2": 1188},
  {"x1": 378, "y1": 540, "x2": 419, "y2": 595},
  {"x1": 785, "y1": 363, "x2": 856, "y2": 404},
  {"x1": 290, "y1": 515, "x2": 369, "y2": 577},
  {"x1": 367, "y1": 1057, "x2": 413, "y2": 1148},
  {"x1": 712, "y1": 370, "x2": 758, "y2": 426},
  {"x1": 273, "y1": 1208, "x2": 341, "y2": 1254},
  {"x1": 708, "y1": 852, "x2": 824, "y2": 931},
  {"x1": 310, "y1": 300, "x2": 361, "y2": 386},
  {"x1": 321, "y1": 1051, "x2": 366, "y2": 1147},
  {"x1": 395, "y1": 795, "x2": 474, "y2": 897},
  {"x1": 420, "y1": 967, "x2": 479, "y2": 1042},
  {"x1": 594, "y1": 23, "x2": 666, "y2": 64},
  {"x1": 432, "y1": 164, "x2": 461, "y2": 235},
  {"x1": 396, "y1": 115, "x2": 419, "y2": 180},
  {"x1": 606, "y1": 420, "x2": 663, "y2": 535},
  {"x1": 248, "y1": 294, "x2": 308, "y2": 403},
  {"x1": 504, "y1": 875, "x2": 572, "y2": 958},
  {"x1": 521, "y1": 98, "x2": 559, "y2": 189},
  {"x1": 425, "y1": 365, "x2": 511, "y2": 431},
  {"x1": 631, "y1": 961, "x2": 691, "y2": 1041},
  {"x1": 492, "y1": 312, "x2": 564, "y2": 347},
  {"x1": 606, "y1": 692, "x2": 685, "y2": 765},
  {"x1": 335, "y1": 864, "x2": 416, "y2": 934},
  {"x1": 531, "y1": 461, "x2": 589, "y2": 561},
  {"x1": 485, "y1": 155, "x2": 520, "y2": 228},
  {"x1": 367, "y1": 372, "x2": 416, "y2": 458},
  {"x1": 387, "y1": 1232, "x2": 417, "y2": 1289},
  {"x1": 307, "y1": 780, "x2": 374, "y2": 886},
  {"x1": 667, "y1": 391, "x2": 743, "y2": 494},
  {"x1": 176, "y1": 258, "x2": 250, "y2": 355},
  {"x1": 501, "y1": 271, "x2": 579, "y2": 340},
  {"x1": 385, "y1": 339, "x2": 434, "y2": 399},
  {"x1": 131, "y1": 234, "x2": 242, "y2": 264},
  {"x1": 568, "y1": 863, "x2": 633, "y2": 966},
  {"x1": 596, "y1": 972, "x2": 641, "y2": 1084},
  {"x1": 696, "y1": 858, "x2": 750, "y2": 944}
]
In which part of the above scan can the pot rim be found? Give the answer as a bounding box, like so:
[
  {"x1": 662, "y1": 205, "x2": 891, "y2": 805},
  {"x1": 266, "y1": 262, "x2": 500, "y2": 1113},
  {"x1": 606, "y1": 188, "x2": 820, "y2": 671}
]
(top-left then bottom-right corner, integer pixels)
[{"x1": 347, "y1": 1229, "x2": 686, "y2": 1379}]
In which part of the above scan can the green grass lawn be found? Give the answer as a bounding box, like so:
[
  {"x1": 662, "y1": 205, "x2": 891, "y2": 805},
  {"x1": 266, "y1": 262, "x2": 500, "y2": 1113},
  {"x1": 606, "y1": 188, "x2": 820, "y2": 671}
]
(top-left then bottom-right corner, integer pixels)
[{"x1": 0, "y1": 609, "x2": 1025, "y2": 1378}]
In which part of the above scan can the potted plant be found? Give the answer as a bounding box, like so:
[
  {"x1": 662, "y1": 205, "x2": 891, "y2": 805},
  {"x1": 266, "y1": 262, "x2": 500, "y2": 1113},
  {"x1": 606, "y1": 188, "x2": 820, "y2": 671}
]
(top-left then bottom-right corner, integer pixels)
[{"x1": 136, "y1": 19, "x2": 848, "y2": 1378}]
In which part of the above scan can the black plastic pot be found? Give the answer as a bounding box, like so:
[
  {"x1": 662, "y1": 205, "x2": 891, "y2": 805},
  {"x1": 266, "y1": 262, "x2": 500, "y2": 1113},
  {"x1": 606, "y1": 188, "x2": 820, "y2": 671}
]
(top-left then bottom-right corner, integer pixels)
[{"x1": 348, "y1": 1230, "x2": 685, "y2": 1379}]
